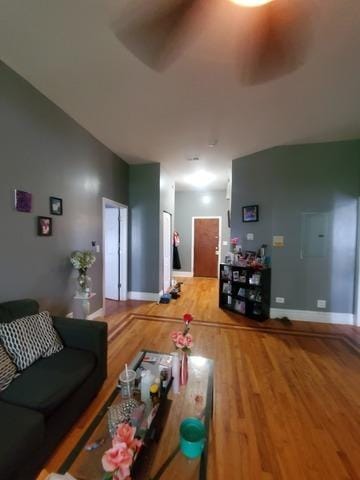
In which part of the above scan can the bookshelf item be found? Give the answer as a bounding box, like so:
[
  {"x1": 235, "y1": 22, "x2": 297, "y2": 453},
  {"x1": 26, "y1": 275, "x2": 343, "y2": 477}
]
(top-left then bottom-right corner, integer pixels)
[{"x1": 219, "y1": 264, "x2": 271, "y2": 321}]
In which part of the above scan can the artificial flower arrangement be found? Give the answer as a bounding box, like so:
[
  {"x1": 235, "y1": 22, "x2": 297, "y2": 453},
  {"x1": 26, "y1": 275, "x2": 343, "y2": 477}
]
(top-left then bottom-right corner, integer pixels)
[
  {"x1": 171, "y1": 313, "x2": 194, "y2": 353},
  {"x1": 70, "y1": 250, "x2": 96, "y2": 272},
  {"x1": 102, "y1": 423, "x2": 142, "y2": 480}
]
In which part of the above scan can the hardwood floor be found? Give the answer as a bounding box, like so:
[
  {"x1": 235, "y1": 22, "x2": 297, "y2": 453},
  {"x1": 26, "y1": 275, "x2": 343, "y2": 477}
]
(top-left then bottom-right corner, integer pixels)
[{"x1": 40, "y1": 278, "x2": 360, "y2": 480}]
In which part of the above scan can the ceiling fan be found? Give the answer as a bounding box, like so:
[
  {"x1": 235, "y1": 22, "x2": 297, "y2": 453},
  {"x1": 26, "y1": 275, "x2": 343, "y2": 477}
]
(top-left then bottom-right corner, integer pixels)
[{"x1": 111, "y1": 0, "x2": 312, "y2": 85}]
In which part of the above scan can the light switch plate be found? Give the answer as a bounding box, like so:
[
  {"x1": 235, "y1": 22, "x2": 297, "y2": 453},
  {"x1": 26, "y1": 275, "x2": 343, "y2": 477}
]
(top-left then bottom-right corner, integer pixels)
[
  {"x1": 223, "y1": 240, "x2": 228, "y2": 246},
  {"x1": 317, "y1": 299, "x2": 326, "y2": 308},
  {"x1": 247, "y1": 233, "x2": 254, "y2": 240},
  {"x1": 275, "y1": 297, "x2": 285, "y2": 304},
  {"x1": 273, "y1": 235, "x2": 284, "y2": 247}
]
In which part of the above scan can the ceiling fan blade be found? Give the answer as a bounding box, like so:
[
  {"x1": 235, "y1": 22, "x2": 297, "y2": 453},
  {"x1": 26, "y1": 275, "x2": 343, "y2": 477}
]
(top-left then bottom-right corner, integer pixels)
[
  {"x1": 112, "y1": 0, "x2": 205, "y2": 71},
  {"x1": 239, "y1": 0, "x2": 312, "y2": 85}
]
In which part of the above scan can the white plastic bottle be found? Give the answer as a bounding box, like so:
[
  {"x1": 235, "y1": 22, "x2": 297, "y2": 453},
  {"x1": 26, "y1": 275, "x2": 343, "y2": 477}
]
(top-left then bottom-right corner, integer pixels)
[{"x1": 141, "y1": 370, "x2": 154, "y2": 403}]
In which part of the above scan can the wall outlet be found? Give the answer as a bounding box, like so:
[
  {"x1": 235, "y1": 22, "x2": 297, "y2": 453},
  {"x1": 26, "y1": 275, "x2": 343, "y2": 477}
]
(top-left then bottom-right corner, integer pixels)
[
  {"x1": 275, "y1": 297, "x2": 285, "y2": 304},
  {"x1": 317, "y1": 299, "x2": 326, "y2": 308},
  {"x1": 247, "y1": 233, "x2": 254, "y2": 240},
  {"x1": 223, "y1": 240, "x2": 228, "y2": 246}
]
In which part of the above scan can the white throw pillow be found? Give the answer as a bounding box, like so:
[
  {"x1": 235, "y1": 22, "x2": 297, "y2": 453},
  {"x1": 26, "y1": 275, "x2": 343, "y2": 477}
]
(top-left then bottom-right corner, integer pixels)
[
  {"x1": 0, "y1": 344, "x2": 17, "y2": 390},
  {"x1": 0, "y1": 311, "x2": 63, "y2": 371}
]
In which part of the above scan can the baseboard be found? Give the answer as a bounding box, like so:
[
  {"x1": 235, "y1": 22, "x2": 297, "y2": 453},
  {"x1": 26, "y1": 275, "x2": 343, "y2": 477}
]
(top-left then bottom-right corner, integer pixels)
[
  {"x1": 65, "y1": 309, "x2": 103, "y2": 320},
  {"x1": 87, "y1": 307, "x2": 104, "y2": 320},
  {"x1": 173, "y1": 271, "x2": 193, "y2": 277},
  {"x1": 270, "y1": 308, "x2": 355, "y2": 325},
  {"x1": 128, "y1": 291, "x2": 161, "y2": 301}
]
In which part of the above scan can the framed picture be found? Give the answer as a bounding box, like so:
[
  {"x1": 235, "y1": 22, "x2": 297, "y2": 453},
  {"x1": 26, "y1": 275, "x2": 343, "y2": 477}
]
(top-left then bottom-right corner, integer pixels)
[
  {"x1": 14, "y1": 189, "x2": 32, "y2": 212},
  {"x1": 50, "y1": 196, "x2": 63, "y2": 215},
  {"x1": 38, "y1": 216, "x2": 52, "y2": 236},
  {"x1": 242, "y1": 205, "x2": 259, "y2": 223}
]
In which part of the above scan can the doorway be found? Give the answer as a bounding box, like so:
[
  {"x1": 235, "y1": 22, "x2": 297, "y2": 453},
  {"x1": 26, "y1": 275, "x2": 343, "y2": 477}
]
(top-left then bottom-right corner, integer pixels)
[
  {"x1": 192, "y1": 217, "x2": 221, "y2": 277},
  {"x1": 102, "y1": 198, "x2": 128, "y2": 313},
  {"x1": 163, "y1": 211, "x2": 172, "y2": 293}
]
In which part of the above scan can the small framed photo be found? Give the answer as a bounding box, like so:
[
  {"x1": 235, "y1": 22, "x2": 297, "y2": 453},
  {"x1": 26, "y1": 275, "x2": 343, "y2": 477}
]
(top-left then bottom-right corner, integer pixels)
[
  {"x1": 50, "y1": 196, "x2": 63, "y2": 215},
  {"x1": 242, "y1": 205, "x2": 259, "y2": 223},
  {"x1": 14, "y1": 189, "x2": 32, "y2": 212},
  {"x1": 38, "y1": 216, "x2": 52, "y2": 236}
]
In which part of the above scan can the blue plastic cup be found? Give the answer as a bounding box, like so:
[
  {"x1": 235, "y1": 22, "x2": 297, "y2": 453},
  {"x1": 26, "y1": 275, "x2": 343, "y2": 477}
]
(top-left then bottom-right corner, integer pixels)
[{"x1": 179, "y1": 417, "x2": 205, "y2": 459}]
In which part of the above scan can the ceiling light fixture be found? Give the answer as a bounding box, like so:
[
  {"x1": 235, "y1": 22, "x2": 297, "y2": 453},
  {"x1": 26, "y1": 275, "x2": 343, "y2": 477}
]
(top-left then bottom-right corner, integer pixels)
[
  {"x1": 184, "y1": 170, "x2": 216, "y2": 188},
  {"x1": 229, "y1": 0, "x2": 273, "y2": 7},
  {"x1": 202, "y1": 195, "x2": 212, "y2": 205}
]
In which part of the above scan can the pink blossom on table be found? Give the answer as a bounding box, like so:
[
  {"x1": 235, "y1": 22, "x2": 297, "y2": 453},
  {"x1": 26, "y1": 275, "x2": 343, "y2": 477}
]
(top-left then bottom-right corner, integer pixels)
[
  {"x1": 101, "y1": 442, "x2": 133, "y2": 477},
  {"x1": 175, "y1": 334, "x2": 186, "y2": 349},
  {"x1": 184, "y1": 333, "x2": 193, "y2": 348},
  {"x1": 171, "y1": 331, "x2": 183, "y2": 343},
  {"x1": 230, "y1": 237, "x2": 239, "y2": 245},
  {"x1": 129, "y1": 437, "x2": 143, "y2": 452},
  {"x1": 113, "y1": 423, "x2": 136, "y2": 447},
  {"x1": 113, "y1": 471, "x2": 131, "y2": 480}
]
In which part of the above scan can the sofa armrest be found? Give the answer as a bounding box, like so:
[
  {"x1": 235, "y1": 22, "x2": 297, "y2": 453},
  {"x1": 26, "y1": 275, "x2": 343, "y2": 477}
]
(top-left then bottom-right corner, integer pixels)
[{"x1": 52, "y1": 317, "x2": 108, "y2": 380}]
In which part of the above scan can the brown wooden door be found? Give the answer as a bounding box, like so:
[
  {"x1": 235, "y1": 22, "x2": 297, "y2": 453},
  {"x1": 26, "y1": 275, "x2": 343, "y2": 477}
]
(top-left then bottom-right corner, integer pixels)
[{"x1": 193, "y1": 218, "x2": 219, "y2": 277}]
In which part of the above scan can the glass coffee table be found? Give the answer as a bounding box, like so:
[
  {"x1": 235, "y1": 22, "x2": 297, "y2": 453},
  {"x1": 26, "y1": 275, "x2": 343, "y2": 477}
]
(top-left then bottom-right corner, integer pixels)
[{"x1": 59, "y1": 350, "x2": 214, "y2": 480}]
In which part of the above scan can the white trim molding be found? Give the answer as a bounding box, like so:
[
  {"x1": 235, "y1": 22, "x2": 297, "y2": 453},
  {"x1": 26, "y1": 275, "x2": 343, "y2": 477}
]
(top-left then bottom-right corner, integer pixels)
[
  {"x1": 270, "y1": 308, "x2": 355, "y2": 326},
  {"x1": 65, "y1": 308, "x2": 104, "y2": 320},
  {"x1": 173, "y1": 271, "x2": 193, "y2": 277},
  {"x1": 128, "y1": 291, "x2": 161, "y2": 301},
  {"x1": 355, "y1": 197, "x2": 360, "y2": 327},
  {"x1": 87, "y1": 308, "x2": 104, "y2": 320}
]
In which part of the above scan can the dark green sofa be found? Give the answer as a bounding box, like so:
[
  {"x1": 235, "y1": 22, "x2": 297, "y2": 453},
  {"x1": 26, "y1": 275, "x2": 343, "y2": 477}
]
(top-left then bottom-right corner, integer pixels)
[{"x1": 0, "y1": 299, "x2": 108, "y2": 480}]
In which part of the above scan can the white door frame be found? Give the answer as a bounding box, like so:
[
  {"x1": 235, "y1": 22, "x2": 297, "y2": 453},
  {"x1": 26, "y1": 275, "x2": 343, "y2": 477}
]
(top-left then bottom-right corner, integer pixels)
[
  {"x1": 191, "y1": 216, "x2": 222, "y2": 278},
  {"x1": 102, "y1": 198, "x2": 128, "y2": 311},
  {"x1": 162, "y1": 211, "x2": 172, "y2": 293},
  {"x1": 355, "y1": 197, "x2": 360, "y2": 327}
]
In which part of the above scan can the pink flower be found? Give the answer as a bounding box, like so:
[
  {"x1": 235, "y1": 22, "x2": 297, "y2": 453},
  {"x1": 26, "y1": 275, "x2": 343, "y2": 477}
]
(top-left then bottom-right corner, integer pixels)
[
  {"x1": 171, "y1": 331, "x2": 182, "y2": 343},
  {"x1": 175, "y1": 334, "x2": 186, "y2": 349},
  {"x1": 183, "y1": 313, "x2": 193, "y2": 324},
  {"x1": 184, "y1": 333, "x2": 193, "y2": 348},
  {"x1": 113, "y1": 423, "x2": 136, "y2": 446},
  {"x1": 101, "y1": 442, "x2": 133, "y2": 478},
  {"x1": 129, "y1": 437, "x2": 143, "y2": 452}
]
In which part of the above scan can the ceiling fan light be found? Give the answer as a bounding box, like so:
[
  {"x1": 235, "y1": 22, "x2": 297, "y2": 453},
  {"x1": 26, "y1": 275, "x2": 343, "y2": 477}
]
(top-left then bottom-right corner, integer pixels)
[{"x1": 229, "y1": 0, "x2": 273, "y2": 7}]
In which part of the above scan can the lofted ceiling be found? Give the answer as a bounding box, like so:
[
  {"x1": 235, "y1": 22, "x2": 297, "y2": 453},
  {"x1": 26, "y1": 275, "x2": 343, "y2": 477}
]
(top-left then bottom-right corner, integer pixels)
[{"x1": 0, "y1": 0, "x2": 359, "y2": 190}]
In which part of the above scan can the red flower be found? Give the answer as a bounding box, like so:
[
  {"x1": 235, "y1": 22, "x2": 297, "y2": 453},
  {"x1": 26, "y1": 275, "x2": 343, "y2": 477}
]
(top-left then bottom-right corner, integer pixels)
[{"x1": 183, "y1": 313, "x2": 193, "y2": 324}]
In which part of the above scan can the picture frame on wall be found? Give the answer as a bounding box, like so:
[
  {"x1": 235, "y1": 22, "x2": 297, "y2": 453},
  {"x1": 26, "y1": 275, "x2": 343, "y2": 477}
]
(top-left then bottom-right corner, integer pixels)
[
  {"x1": 50, "y1": 196, "x2": 63, "y2": 215},
  {"x1": 14, "y1": 189, "x2": 32, "y2": 213},
  {"x1": 242, "y1": 205, "x2": 259, "y2": 223},
  {"x1": 38, "y1": 216, "x2": 52, "y2": 236}
]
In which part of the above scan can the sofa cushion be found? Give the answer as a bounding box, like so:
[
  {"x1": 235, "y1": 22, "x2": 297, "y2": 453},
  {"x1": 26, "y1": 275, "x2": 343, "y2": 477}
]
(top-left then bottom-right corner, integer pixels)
[
  {"x1": 0, "y1": 345, "x2": 17, "y2": 391},
  {"x1": 0, "y1": 311, "x2": 63, "y2": 370},
  {"x1": 0, "y1": 299, "x2": 39, "y2": 324},
  {"x1": 0, "y1": 400, "x2": 44, "y2": 478},
  {"x1": 0, "y1": 347, "x2": 96, "y2": 416}
]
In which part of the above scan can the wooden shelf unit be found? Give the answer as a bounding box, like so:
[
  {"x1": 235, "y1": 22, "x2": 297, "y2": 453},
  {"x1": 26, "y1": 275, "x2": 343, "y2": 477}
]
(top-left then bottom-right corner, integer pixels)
[{"x1": 219, "y1": 263, "x2": 271, "y2": 321}]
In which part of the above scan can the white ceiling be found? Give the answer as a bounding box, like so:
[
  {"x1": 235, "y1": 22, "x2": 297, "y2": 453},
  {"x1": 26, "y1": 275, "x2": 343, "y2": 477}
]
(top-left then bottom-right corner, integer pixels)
[{"x1": 0, "y1": 0, "x2": 359, "y2": 190}]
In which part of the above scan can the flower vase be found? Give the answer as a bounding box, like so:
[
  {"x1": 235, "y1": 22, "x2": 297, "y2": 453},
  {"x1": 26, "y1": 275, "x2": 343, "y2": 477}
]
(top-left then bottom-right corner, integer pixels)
[
  {"x1": 180, "y1": 351, "x2": 188, "y2": 386},
  {"x1": 76, "y1": 269, "x2": 92, "y2": 297}
]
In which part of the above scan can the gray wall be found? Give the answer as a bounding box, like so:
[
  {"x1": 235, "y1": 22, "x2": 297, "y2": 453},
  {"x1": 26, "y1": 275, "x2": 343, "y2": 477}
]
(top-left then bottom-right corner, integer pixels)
[
  {"x1": 174, "y1": 190, "x2": 230, "y2": 272},
  {"x1": 0, "y1": 62, "x2": 128, "y2": 315},
  {"x1": 129, "y1": 164, "x2": 160, "y2": 293},
  {"x1": 159, "y1": 167, "x2": 175, "y2": 291},
  {"x1": 232, "y1": 141, "x2": 360, "y2": 314}
]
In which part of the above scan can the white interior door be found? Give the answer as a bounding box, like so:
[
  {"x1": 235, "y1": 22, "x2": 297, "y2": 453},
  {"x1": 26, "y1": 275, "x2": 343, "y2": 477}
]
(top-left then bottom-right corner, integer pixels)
[
  {"x1": 163, "y1": 211, "x2": 172, "y2": 293},
  {"x1": 105, "y1": 207, "x2": 119, "y2": 300}
]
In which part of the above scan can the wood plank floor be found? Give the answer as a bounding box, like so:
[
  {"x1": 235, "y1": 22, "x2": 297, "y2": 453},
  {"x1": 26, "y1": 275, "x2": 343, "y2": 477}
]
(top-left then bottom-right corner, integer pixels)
[{"x1": 40, "y1": 278, "x2": 360, "y2": 480}]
